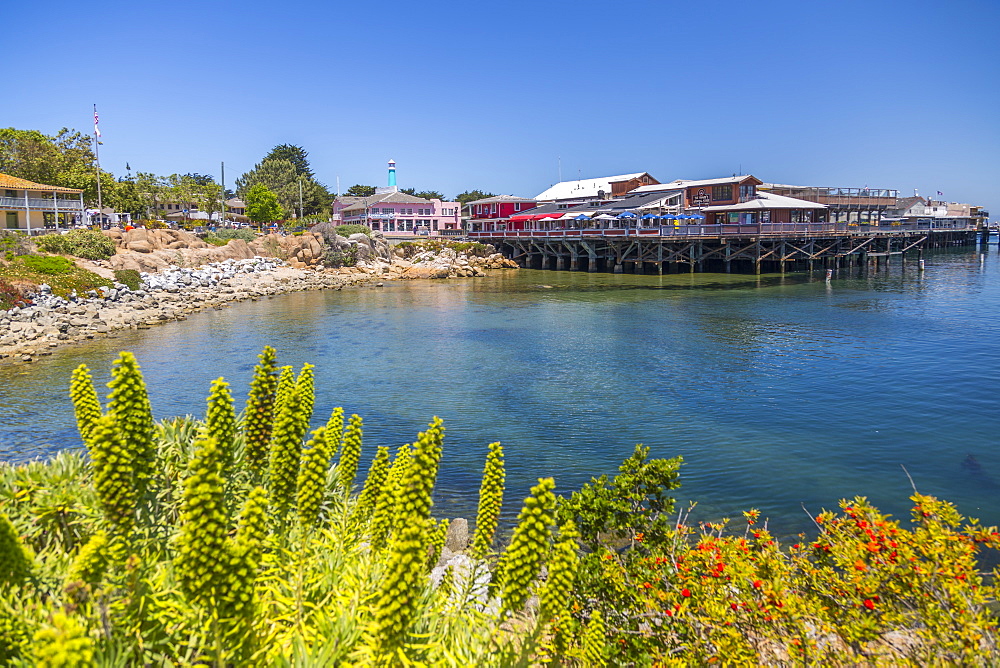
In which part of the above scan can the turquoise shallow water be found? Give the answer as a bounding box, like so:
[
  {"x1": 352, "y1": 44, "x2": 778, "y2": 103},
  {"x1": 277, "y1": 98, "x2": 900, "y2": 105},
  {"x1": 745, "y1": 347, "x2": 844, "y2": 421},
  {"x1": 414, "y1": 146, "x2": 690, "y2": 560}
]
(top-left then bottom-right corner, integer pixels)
[{"x1": 2, "y1": 247, "x2": 999, "y2": 536}]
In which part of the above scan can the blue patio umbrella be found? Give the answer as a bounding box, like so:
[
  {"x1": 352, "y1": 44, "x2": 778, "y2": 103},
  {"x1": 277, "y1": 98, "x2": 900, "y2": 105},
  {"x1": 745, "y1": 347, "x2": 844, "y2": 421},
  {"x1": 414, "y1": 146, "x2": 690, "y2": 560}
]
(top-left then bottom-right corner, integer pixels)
[
  {"x1": 573, "y1": 214, "x2": 591, "y2": 221},
  {"x1": 617, "y1": 211, "x2": 637, "y2": 218},
  {"x1": 690, "y1": 213, "x2": 705, "y2": 220},
  {"x1": 641, "y1": 214, "x2": 658, "y2": 220}
]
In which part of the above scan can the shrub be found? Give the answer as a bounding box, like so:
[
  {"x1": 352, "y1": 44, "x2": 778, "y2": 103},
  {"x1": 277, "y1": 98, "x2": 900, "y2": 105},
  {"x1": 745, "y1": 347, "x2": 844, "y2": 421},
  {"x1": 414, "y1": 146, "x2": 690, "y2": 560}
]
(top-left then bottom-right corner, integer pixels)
[
  {"x1": 135, "y1": 220, "x2": 167, "y2": 229},
  {"x1": 321, "y1": 245, "x2": 357, "y2": 268},
  {"x1": 335, "y1": 224, "x2": 371, "y2": 238},
  {"x1": 0, "y1": 232, "x2": 31, "y2": 261},
  {"x1": 113, "y1": 269, "x2": 141, "y2": 291},
  {"x1": 395, "y1": 239, "x2": 489, "y2": 258},
  {"x1": 34, "y1": 230, "x2": 116, "y2": 261},
  {"x1": 19, "y1": 255, "x2": 74, "y2": 275},
  {"x1": 0, "y1": 279, "x2": 31, "y2": 310}
]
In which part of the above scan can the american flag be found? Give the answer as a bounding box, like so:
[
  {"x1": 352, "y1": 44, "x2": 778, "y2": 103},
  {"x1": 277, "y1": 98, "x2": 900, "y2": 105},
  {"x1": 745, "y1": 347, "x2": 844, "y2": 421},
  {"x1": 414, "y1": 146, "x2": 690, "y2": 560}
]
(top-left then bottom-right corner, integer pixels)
[
  {"x1": 937, "y1": 190, "x2": 943, "y2": 197},
  {"x1": 94, "y1": 108, "x2": 101, "y2": 138}
]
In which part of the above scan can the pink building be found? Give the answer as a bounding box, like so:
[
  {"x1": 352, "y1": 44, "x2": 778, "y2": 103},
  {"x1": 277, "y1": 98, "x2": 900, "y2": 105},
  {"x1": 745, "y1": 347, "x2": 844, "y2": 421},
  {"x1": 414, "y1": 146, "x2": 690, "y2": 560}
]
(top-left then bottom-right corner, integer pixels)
[
  {"x1": 332, "y1": 160, "x2": 462, "y2": 235},
  {"x1": 334, "y1": 192, "x2": 462, "y2": 235}
]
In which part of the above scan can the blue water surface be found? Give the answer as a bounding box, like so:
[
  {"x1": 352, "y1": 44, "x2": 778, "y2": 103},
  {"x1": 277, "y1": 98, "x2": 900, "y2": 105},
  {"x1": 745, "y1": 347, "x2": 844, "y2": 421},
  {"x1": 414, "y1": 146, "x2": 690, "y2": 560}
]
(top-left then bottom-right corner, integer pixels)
[{"x1": 2, "y1": 247, "x2": 999, "y2": 536}]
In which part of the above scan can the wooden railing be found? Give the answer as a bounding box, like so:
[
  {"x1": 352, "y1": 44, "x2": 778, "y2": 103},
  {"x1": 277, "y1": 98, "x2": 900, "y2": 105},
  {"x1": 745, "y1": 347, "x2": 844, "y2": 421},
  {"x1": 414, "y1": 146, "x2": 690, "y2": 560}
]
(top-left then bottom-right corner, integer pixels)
[
  {"x1": 467, "y1": 221, "x2": 978, "y2": 239},
  {"x1": 0, "y1": 197, "x2": 83, "y2": 210}
]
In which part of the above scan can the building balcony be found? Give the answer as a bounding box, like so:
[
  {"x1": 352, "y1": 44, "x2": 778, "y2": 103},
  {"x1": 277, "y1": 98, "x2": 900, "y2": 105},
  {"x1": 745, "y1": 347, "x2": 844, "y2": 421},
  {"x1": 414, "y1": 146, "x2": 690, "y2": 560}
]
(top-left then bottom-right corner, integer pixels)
[{"x1": 0, "y1": 196, "x2": 83, "y2": 211}]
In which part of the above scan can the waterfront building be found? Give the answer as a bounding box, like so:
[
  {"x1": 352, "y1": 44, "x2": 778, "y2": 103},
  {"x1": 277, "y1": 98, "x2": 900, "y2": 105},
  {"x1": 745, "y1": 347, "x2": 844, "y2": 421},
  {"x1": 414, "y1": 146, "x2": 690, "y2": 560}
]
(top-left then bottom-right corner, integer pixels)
[
  {"x1": 0, "y1": 173, "x2": 85, "y2": 233},
  {"x1": 332, "y1": 160, "x2": 462, "y2": 235},
  {"x1": 702, "y1": 191, "x2": 827, "y2": 225},
  {"x1": 535, "y1": 172, "x2": 659, "y2": 204},
  {"x1": 466, "y1": 195, "x2": 537, "y2": 232},
  {"x1": 629, "y1": 175, "x2": 763, "y2": 209},
  {"x1": 759, "y1": 184, "x2": 899, "y2": 223}
]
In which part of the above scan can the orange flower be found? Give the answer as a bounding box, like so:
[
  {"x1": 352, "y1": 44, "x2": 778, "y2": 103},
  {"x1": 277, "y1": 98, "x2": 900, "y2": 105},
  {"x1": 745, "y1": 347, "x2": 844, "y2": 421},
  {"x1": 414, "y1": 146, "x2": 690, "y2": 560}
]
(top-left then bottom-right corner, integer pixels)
[{"x1": 854, "y1": 560, "x2": 867, "y2": 572}]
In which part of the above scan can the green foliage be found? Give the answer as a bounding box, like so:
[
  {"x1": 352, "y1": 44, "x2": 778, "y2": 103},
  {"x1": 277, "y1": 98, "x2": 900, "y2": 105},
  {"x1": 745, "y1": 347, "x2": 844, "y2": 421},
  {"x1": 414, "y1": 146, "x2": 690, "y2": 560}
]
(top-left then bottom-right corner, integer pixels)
[
  {"x1": 344, "y1": 184, "x2": 375, "y2": 197},
  {"x1": 0, "y1": 127, "x2": 101, "y2": 203},
  {"x1": 112, "y1": 268, "x2": 141, "y2": 291},
  {"x1": 35, "y1": 229, "x2": 116, "y2": 260},
  {"x1": 236, "y1": 152, "x2": 330, "y2": 217},
  {"x1": 203, "y1": 227, "x2": 256, "y2": 246},
  {"x1": 369, "y1": 444, "x2": 412, "y2": 544},
  {"x1": 0, "y1": 230, "x2": 32, "y2": 259},
  {"x1": 244, "y1": 183, "x2": 284, "y2": 224},
  {"x1": 205, "y1": 378, "x2": 237, "y2": 472},
  {"x1": 498, "y1": 477, "x2": 556, "y2": 616},
  {"x1": 538, "y1": 521, "x2": 580, "y2": 623},
  {"x1": 396, "y1": 239, "x2": 489, "y2": 258},
  {"x1": 558, "y1": 444, "x2": 681, "y2": 551},
  {"x1": 0, "y1": 259, "x2": 110, "y2": 301},
  {"x1": 321, "y1": 244, "x2": 358, "y2": 268},
  {"x1": 472, "y1": 441, "x2": 505, "y2": 559},
  {"x1": 454, "y1": 189, "x2": 497, "y2": 205},
  {"x1": 367, "y1": 520, "x2": 431, "y2": 663},
  {"x1": 399, "y1": 188, "x2": 444, "y2": 200},
  {"x1": 66, "y1": 530, "x2": 109, "y2": 586},
  {"x1": 395, "y1": 417, "x2": 444, "y2": 529},
  {"x1": 86, "y1": 415, "x2": 137, "y2": 533},
  {"x1": 335, "y1": 224, "x2": 372, "y2": 237},
  {"x1": 18, "y1": 254, "x2": 74, "y2": 275}
]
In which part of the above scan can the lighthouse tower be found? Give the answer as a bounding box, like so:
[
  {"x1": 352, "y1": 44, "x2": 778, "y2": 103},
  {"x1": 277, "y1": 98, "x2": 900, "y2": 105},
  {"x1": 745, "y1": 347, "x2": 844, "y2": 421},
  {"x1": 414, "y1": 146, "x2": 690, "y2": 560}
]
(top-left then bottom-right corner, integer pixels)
[{"x1": 376, "y1": 159, "x2": 399, "y2": 194}]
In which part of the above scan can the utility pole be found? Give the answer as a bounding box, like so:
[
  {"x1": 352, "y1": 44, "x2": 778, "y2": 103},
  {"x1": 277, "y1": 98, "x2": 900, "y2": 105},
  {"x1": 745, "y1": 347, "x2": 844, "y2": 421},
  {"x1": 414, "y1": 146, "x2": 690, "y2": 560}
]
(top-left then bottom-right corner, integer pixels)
[
  {"x1": 298, "y1": 178, "x2": 304, "y2": 220},
  {"x1": 220, "y1": 161, "x2": 226, "y2": 225},
  {"x1": 93, "y1": 105, "x2": 103, "y2": 225}
]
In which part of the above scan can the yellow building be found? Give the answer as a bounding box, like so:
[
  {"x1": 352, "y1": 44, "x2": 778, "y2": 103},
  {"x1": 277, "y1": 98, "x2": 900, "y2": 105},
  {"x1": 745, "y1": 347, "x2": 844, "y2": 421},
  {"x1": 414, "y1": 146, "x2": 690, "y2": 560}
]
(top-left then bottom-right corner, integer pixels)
[{"x1": 0, "y1": 173, "x2": 85, "y2": 233}]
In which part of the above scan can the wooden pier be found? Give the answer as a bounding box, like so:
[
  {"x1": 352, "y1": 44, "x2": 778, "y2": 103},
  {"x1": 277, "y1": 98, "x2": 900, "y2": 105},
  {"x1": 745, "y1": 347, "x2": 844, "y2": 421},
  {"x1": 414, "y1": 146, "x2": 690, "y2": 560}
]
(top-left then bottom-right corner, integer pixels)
[{"x1": 468, "y1": 223, "x2": 983, "y2": 274}]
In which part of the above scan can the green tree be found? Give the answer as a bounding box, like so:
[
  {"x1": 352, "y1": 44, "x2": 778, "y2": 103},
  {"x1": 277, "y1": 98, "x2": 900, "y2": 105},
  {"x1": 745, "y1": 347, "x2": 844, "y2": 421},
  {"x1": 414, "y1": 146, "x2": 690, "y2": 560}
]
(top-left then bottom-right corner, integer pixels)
[
  {"x1": 0, "y1": 127, "x2": 108, "y2": 204},
  {"x1": 245, "y1": 184, "x2": 283, "y2": 224},
  {"x1": 455, "y1": 190, "x2": 497, "y2": 205},
  {"x1": 237, "y1": 146, "x2": 331, "y2": 217},
  {"x1": 264, "y1": 145, "x2": 315, "y2": 179},
  {"x1": 345, "y1": 184, "x2": 375, "y2": 197},
  {"x1": 400, "y1": 188, "x2": 444, "y2": 200},
  {"x1": 108, "y1": 177, "x2": 146, "y2": 218}
]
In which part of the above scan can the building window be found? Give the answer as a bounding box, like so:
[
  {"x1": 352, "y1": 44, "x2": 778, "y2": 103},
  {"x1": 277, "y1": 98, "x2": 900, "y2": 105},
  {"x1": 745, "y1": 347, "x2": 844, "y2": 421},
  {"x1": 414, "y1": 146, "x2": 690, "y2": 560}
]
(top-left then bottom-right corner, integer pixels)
[
  {"x1": 712, "y1": 185, "x2": 733, "y2": 202},
  {"x1": 739, "y1": 184, "x2": 756, "y2": 201},
  {"x1": 4, "y1": 190, "x2": 16, "y2": 198},
  {"x1": 514, "y1": 203, "x2": 521, "y2": 211}
]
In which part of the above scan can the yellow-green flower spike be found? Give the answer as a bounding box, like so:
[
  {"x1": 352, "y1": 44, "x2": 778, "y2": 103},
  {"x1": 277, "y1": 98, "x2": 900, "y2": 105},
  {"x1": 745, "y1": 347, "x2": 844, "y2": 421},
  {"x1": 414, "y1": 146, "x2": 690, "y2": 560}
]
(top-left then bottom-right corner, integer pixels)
[
  {"x1": 243, "y1": 346, "x2": 278, "y2": 471},
  {"x1": 268, "y1": 387, "x2": 304, "y2": 519},
  {"x1": 352, "y1": 446, "x2": 390, "y2": 525},
  {"x1": 338, "y1": 414, "x2": 364, "y2": 491},
  {"x1": 66, "y1": 530, "x2": 109, "y2": 587},
  {"x1": 32, "y1": 612, "x2": 94, "y2": 668},
  {"x1": 325, "y1": 407, "x2": 345, "y2": 458},
  {"x1": 234, "y1": 486, "x2": 269, "y2": 555},
  {"x1": 538, "y1": 521, "x2": 580, "y2": 623},
  {"x1": 394, "y1": 417, "x2": 444, "y2": 525},
  {"x1": 369, "y1": 444, "x2": 412, "y2": 544},
  {"x1": 499, "y1": 477, "x2": 556, "y2": 616},
  {"x1": 428, "y1": 518, "x2": 450, "y2": 569},
  {"x1": 581, "y1": 610, "x2": 607, "y2": 668},
  {"x1": 205, "y1": 377, "x2": 237, "y2": 470},
  {"x1": 0, "y1": 512, "x2": 33, "y2": 587},
  {"x1": 297, "y1": 427, "x2": 332, "y2": 527},
  {"x1": 368, "y1": 520, "x2": 428, "y2": 663},
  {"x1": 69, "y1": 364, "x2": 102, "y2": 446},
  {"x1": 87, "y1": 414, "x2": 137, "y2": 533},
  {"x1": 472, "y1": 441, "x2": 505, "y2": 559},
  {"x1": 272, "y1": 366, "x2": 295, "y2": 423},
  {"x1": 175, "y1": 435, "x2": 228, "y2": 608},
  {"x1": 295, "y1": 363, "x2": 316, "y2": 428},
  {"x1": 0, "y1": 605, "x2": 28, "y2": 666},
  {"x1": 106, "y1": 352, "x2": 155, "y2": 497}
]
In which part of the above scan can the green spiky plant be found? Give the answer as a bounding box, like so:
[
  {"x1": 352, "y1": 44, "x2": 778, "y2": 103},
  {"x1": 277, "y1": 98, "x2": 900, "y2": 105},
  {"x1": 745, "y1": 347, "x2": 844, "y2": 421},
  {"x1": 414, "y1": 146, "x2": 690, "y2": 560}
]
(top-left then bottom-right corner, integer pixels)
[
  {"x1": 325, "y1": 407, "x2": 345, "y2": 458},
  {"x1": 243, "y1": 346, "x2": 278, "y2": 471},
  {"x1": 297, "y1": 427, "x2": 332, "y2": 528},
  {"x1": 471, "y1": 441, "x2": 505, "y2": 559},
  {"x1": 205, "y1": 378, "x2": 237, "y2": 477},
  {"x1": 86, "y1": 415, "x2": 138, "y2": 534},
  {"x1": 538, "y1": 521, "x2": 580, "y2": 623},
  {"x1": 69, "y1": 365, "x2": 102, "y2": 446},
  {"x1": 368, "y1": 444, "x2": 412, "y2": 544},
  {"x1": 497, "y1": 477, "x2": 556, "y2": 616},
  {"x1": 338, "y1": 413, "x2": 364, "y2": 491},
  {"x1": 106, "y1": 352, "x2": 155, "y2": 499},
  {"x1": 352, "y1": 446, "x2": 390, "y2": 525},
  {"x1": 0, "y1": 512, "x2": 33, "y2": 587},
  {"x1": 267, "y1": 386, "x2": 304, "y2": 521}
]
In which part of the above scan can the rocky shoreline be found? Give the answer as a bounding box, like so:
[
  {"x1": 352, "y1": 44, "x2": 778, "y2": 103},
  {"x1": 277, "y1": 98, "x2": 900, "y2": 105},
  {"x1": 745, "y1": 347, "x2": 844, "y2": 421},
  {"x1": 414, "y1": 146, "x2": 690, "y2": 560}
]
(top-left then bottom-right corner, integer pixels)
[{"x1": 0, "y1": 239, "x2": 518, "y2": 366}]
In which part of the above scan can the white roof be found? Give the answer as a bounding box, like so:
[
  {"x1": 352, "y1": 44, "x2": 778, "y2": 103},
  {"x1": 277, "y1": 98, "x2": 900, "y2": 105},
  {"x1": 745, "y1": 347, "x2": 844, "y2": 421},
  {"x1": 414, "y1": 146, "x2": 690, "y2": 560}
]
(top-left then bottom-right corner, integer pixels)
[
  {"x1": 630, "y1": 175, "x2": 760, "y2": 194},
  {"x1": 535, "y1": 173, "x2": 647, "y2": 201},
  {"x1": 702, "y1": 191, "x2": 826, "y2": 212}
]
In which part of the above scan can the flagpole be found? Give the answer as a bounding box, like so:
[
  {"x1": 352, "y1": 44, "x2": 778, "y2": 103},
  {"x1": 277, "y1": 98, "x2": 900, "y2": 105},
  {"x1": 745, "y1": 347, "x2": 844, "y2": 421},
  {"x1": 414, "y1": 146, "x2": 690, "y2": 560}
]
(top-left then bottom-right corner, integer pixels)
[{"x1": 93, "y1": 104, "x2": 103, "y2": 225}]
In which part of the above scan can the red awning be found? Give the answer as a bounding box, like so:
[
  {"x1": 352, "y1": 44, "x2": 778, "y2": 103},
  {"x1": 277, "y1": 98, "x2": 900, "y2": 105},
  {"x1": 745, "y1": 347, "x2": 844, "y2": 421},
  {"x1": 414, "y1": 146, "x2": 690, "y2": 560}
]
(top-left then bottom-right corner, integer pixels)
[
  {"x1": 509, "y1": 214, "x2": 534, "y2": 222},
  {"x1": 530, "y1": 213, "x2": 560, "y2": 220}
]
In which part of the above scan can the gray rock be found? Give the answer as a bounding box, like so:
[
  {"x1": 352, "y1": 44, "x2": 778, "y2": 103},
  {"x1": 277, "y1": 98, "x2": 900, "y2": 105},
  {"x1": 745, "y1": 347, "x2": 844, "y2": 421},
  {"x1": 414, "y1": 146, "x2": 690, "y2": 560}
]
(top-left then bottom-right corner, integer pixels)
[{"x1": 445, "y1": 518, "x2": 469, "y2": 552}]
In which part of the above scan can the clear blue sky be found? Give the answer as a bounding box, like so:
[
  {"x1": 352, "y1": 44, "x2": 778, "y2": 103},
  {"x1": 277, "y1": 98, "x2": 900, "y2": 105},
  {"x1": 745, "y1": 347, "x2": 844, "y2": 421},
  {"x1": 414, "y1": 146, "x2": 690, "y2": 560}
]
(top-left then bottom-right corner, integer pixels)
[{"x1": 8, "y1": 0, "x2": 999, "y2": 216}]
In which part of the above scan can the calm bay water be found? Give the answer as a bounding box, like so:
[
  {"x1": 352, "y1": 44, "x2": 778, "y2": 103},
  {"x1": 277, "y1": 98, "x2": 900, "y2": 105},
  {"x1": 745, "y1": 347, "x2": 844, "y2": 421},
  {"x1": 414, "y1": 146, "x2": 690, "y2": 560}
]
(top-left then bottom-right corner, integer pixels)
[{"x1": 2, "y1": 247, "x2": 1000, "y2": 536}]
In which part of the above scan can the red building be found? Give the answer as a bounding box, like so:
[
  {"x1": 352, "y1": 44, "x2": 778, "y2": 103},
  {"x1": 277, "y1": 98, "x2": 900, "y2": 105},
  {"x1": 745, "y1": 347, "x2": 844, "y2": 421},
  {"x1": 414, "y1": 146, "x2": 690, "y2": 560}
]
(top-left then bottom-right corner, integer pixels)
[{"x1": 466, "y1": 195, "x2": 537, "y2": 232}]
